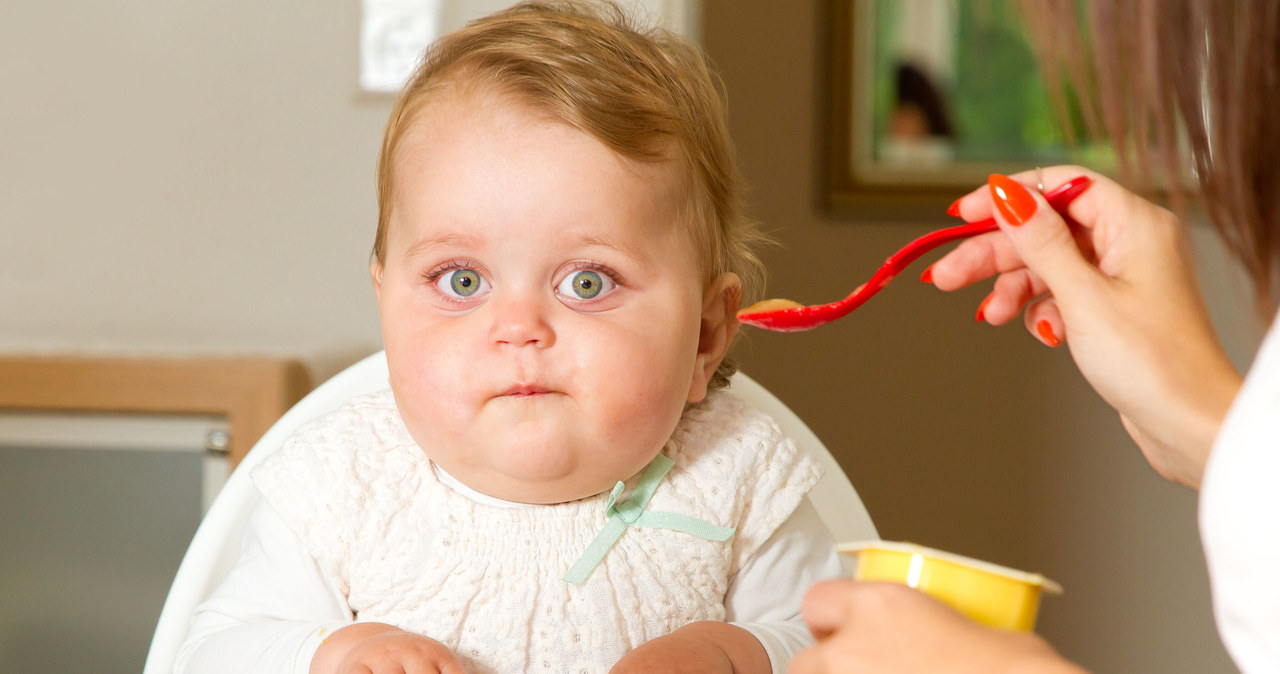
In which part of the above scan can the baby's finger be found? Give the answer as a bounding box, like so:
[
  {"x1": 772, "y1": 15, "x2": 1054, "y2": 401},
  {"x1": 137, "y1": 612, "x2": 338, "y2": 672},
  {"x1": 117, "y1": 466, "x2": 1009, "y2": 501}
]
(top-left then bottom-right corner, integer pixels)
[
  {"x1": 435, "y1": 652, "x2": 471, "y2": 670},
  {"x1": 401, "y1": 660, "x2": 444, "y2": 674},
  {"x1": 977, "y1": 269, "x2": 1050, "y2": 326},
  {"x1": 1023, "y1": 297, "x2": 1064, "y2": 348}
]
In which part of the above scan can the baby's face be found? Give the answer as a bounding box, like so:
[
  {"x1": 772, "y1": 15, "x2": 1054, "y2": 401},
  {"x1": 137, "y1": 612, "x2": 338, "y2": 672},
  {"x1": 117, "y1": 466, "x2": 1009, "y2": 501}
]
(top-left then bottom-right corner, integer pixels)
[{"x1": 374, "y1": 92, "x2": 724, "y2": 504}]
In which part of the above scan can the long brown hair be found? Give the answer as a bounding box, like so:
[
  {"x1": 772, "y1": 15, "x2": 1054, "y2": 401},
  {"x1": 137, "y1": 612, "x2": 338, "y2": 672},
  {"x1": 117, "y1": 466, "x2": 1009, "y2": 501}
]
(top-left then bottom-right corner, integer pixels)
[{"x1": 1019, "y1": 0, "x2": 1280, "y2": 313}]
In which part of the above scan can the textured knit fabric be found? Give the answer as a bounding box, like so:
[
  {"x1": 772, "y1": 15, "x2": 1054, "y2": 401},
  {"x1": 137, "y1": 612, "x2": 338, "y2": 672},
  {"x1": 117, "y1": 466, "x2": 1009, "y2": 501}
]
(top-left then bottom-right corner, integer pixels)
[
  {"x1": 252, "y1": 387, "x2": 822, "y2": 674},
  {"x1": 1200, "y1": 308, "x2": 1280, "y2": 673}
]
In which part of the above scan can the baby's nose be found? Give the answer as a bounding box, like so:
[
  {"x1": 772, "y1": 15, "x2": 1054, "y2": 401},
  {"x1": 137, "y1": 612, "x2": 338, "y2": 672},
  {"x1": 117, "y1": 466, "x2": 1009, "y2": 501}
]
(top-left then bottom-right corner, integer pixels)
[{"x1": 488, "y1": 292, "x2": 556, "y2": 348}]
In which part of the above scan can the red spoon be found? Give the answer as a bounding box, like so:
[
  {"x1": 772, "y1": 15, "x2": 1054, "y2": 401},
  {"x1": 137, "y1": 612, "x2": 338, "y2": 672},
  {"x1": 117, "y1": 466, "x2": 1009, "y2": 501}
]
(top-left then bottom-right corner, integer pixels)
[{"x1": 737, "y1": 176, "x2": 1093, "y2": 332}]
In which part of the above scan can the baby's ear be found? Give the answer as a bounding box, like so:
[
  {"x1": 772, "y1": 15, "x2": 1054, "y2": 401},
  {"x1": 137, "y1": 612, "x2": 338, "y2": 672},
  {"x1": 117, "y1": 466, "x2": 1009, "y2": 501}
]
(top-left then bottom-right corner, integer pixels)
[
  {"x1": 370, "y1": 260, "x2": 384, "y2": 301},
  {"x1": 688, "y1": 273, "x2": 742, "y2": 403}
]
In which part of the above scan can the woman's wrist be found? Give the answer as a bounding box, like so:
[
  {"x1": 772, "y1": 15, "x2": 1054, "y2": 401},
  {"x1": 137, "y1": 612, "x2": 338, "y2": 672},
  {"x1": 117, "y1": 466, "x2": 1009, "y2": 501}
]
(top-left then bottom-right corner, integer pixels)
[
  {"x1": 1186, "y1": 357, "x2": 1244, "y2": 483},
  {"x1": 1011, "y1": 655, "x2": 1092, "y2": 674},
  {"x1": 1004, "y1": 633, "x2": 1091, "y2": 674},
  {"x1": 1132, "y1": 349, "x2": 1242, "y2": 489}
]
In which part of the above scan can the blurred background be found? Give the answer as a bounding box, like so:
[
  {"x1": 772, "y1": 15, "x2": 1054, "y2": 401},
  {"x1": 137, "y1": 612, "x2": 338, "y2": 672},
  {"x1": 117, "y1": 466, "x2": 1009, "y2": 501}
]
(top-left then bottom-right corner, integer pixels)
[{"x1": 1, "y1": 0, "x2": 1260, "y2": 672}]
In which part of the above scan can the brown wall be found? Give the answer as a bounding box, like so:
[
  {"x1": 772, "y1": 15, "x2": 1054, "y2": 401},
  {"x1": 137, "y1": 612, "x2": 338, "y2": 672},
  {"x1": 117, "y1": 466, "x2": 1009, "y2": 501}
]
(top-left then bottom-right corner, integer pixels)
[{"x1": 704, "y1": 2, "x2": 1239, "y2": 672}]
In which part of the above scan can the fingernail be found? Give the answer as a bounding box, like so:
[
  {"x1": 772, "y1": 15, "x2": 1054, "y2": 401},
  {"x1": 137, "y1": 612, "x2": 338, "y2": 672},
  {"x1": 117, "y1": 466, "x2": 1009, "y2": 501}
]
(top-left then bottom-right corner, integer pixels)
[
  {"x1": 1036, "y1": 320, "x2": 1061, "y2": 347},
  {"x1": 988, "y1": 174, "x2": 1038, "y2": 226},
  {"x1": 946, "y1": 199, "x2": 961, "y2": 217},
  {"x1": 975, "y1": 293, "x2": 994, "y2": 322},
  {"x1": 919, "y1": 264, "x2": 934, "y2": 283}
]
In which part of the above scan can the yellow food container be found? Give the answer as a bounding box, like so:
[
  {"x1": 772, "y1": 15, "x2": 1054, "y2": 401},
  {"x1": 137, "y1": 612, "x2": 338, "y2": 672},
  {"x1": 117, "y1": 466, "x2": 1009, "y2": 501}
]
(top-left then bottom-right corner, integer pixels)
[{"x1": 837, "y1": 541, "x2": 1062, "y2": 632}]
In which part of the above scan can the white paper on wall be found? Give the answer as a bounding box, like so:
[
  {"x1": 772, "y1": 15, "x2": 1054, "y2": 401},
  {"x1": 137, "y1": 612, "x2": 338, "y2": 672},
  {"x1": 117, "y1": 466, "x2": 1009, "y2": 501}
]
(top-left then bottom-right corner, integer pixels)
[
  {"x1": 360, "y1": 0, "x2": 443, "y2": 93},
  {"x1": 359, "y1": 0, "x2": 700, "y2": 94}
]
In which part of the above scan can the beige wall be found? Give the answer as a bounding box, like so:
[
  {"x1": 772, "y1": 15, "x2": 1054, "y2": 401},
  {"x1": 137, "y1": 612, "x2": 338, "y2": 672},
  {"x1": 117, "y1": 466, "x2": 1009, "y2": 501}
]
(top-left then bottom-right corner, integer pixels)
[
  {"x1": 1, "y1": 1, "x2": 388, "y2": 375},
  {"x1": 0, "y1": 1, "x2": 1260, "y2": 671}
]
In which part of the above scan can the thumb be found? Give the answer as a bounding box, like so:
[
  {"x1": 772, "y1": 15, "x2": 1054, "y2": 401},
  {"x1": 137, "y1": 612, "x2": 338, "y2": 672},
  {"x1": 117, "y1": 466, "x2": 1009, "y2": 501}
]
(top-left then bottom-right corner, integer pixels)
[
  {"x1": 987, "y1": 173, "x2": 1101, "y2": 302},
  {"x1": 800, "y1": 579, "x2": 858, "y2": 638}
]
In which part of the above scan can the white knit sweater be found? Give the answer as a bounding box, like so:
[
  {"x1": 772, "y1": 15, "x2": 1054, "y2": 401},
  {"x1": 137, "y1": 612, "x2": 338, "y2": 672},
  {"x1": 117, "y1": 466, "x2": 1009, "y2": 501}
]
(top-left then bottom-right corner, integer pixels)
[{"x1": 246, "y1": 387, "x2": 824, "y2": 673}]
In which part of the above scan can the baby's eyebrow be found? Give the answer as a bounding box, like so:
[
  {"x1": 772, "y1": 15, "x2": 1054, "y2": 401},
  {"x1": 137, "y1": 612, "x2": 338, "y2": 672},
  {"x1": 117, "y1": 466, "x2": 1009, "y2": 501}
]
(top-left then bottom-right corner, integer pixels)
[
  {"x1": 571, "y1": 233, "x2": 645, "y2": 260},
  {"x1": 403, "y1": 232, "x2": 485, "y2": 259}
]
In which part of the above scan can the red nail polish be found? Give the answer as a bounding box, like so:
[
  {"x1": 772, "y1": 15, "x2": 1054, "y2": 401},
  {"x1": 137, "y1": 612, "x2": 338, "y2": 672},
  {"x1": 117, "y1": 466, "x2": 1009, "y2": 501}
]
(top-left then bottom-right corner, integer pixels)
[
  {"x1": 988, "y1": 174, "x2": 1038, "y2": 226},
  {"x1": 1036, "y1": 320, "x2": 1061, "y2": 347},
  {"x1": 975, "y1": 294, "x2": 994, "y2": 322},
  {"x1": 946, "y1": 199, "x2": 961, "y2": 217},
  {"x1": 920, "y1": 264, "x2": 934, "y2": 283}
]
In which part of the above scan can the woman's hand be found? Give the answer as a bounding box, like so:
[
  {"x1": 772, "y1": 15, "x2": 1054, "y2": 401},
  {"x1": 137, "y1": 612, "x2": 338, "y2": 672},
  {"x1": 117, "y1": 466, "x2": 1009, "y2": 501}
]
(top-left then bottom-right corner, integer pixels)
[
  {"x1": 609, "y1": 621, "x2": 769, "y2": 674},
  {"x1": 790, "y1": 580, "x2": 1086, "y2": 674},
  {"x1": 931, "y1": 166, "x2": 1242, "y2": 488},
  {"x1": 310, "y1": 623, "x2": 467, "y2": 674}
]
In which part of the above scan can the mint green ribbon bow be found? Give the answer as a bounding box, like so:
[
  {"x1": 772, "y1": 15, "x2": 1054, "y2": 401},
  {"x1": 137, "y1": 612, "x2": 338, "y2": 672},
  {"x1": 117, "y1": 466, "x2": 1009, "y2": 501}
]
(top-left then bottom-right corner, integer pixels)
[{"x1": 563, "y1": 454, "x2": 735, "y2": 585}]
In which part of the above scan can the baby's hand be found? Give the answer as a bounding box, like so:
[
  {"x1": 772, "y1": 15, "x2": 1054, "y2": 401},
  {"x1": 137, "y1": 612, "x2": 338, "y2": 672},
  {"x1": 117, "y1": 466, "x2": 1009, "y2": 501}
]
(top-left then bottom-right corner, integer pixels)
[
  {"x1": 310, "y1": 622, "x2": 467, "y2": 674},
  {"x1": 609, "y1": 621, "x2": 768, "y2": 674}
]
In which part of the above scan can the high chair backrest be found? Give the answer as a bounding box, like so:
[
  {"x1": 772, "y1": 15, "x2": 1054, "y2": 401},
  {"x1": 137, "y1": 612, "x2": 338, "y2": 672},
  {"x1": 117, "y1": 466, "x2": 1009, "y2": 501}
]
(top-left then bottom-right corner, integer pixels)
[{"x1": 143, "y1": 351, "x2": 877, "y2": 673}]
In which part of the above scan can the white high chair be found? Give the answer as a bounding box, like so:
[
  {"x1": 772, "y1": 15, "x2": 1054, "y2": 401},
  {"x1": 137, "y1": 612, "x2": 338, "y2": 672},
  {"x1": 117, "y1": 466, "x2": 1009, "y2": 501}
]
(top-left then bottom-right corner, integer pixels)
[{"x1": 143, "y1": 351, "x2": 877, "y2": 673}]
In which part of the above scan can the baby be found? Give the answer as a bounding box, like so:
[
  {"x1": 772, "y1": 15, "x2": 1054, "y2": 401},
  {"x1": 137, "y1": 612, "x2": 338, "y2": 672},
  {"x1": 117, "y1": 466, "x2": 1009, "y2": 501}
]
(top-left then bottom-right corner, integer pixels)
[{"x1": 177, "y1": 2, "x2": 841, "y2": 672}]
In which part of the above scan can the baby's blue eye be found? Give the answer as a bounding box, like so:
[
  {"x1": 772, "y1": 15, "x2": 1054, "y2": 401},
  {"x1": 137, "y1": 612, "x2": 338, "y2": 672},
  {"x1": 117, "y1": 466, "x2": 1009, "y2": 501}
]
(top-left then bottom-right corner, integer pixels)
[
  {"x1": 556, "y1": 269, "x2": 614, "y2": 300},
  {"x1": 437, "y1": 268, "x2": 488, "y2": 298}
]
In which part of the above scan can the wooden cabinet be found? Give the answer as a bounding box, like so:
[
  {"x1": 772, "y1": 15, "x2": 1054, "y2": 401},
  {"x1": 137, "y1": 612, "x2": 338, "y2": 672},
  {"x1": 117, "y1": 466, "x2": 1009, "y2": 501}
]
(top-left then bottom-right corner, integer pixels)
[{"x1": 0, "y1": 356, "x2": 311, "y2": 672}]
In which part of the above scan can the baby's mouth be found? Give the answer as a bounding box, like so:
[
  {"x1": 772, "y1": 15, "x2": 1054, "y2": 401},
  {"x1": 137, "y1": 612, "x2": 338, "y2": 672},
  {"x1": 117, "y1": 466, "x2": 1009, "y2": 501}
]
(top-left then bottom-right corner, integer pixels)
[{"x1": 496, "y1": 384, "x2": 556, "y2": 398}]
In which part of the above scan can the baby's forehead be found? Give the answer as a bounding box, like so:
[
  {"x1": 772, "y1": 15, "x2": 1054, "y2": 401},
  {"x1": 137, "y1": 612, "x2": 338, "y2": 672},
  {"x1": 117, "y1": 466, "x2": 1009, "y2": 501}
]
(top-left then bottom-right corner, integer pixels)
[
  {"x1": 402, "y1": 85, "x2": 618, "y2": 151},
  {"x1": 385, "y1": 83, "x2": 712, "y2": 269},
  {"x1": 396, "y1": 87, "x2": 687, "y2": 193}
]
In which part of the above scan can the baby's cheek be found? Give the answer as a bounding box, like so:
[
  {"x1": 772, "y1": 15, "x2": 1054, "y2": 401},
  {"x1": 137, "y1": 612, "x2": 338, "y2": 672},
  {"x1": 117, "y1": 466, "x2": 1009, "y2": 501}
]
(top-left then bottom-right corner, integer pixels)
[
  {"x1": 390, "y1": 357, "x2": 465, "y2": 424},
  {"x1": 607, "y1": 379, "x2": 687, "y2": 447}
]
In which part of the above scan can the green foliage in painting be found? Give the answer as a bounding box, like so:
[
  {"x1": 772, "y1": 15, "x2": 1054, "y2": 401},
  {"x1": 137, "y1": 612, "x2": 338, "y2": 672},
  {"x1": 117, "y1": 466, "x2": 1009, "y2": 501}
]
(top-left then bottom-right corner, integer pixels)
[{"x1": 869, "y1": 0, "x2": 1107, "y2": 166}]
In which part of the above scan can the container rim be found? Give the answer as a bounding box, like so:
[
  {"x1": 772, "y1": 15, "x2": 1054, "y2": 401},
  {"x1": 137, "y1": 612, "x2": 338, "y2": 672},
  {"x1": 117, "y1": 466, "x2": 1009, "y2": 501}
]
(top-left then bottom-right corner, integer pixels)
[{"x1": 837, "y1": 540, "x2": 1064, "y2": 594}]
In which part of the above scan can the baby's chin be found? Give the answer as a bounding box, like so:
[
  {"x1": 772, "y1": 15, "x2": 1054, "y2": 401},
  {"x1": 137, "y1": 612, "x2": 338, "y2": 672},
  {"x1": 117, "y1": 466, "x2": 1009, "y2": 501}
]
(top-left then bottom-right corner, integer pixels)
[
  {"x1": 478, "y1": 465, "x2": 634, "y2": 504},
  {"x1": 437, "y1": 451, "x2": 657, "y2": 505},
  {"x1": 499, "y1": 478, "x2": 615, "y2": 505}
]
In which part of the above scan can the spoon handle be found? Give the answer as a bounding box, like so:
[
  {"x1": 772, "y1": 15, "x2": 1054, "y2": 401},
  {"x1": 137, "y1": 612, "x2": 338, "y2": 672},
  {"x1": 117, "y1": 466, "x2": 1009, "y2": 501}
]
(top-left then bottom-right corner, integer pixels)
[{"x1": 739, "y1": 175, "x2": 1093, "y2": 332}]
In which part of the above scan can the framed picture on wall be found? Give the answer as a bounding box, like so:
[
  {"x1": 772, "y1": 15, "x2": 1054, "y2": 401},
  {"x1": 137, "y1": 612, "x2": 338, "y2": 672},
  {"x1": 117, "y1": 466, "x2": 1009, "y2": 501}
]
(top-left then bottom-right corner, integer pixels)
[{"x1": 823, "y1": 0, "x2": 1111, "y2": 219}]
